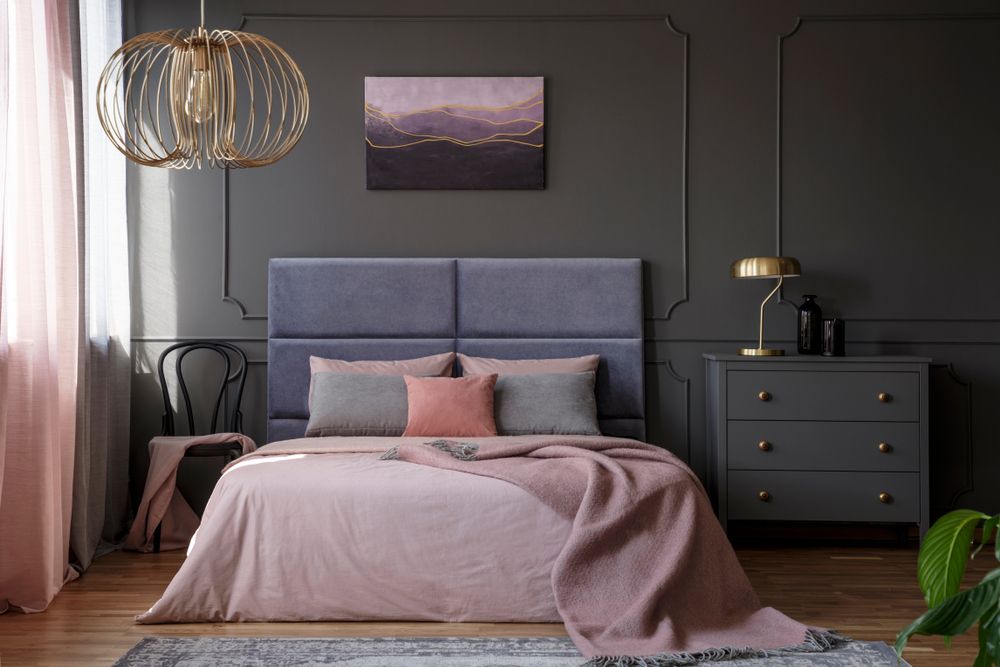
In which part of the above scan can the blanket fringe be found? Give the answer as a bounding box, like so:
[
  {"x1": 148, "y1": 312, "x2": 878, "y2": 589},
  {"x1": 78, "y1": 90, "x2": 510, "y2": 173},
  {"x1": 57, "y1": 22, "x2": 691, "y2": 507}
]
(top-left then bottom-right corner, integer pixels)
[
  {"x1": 581, "y1": 629, "x2": 849, "y2": 667},
  {"x1": 378, "y1": 440, "x2": 480, "y2": 462},
  {"x1": 426, "y1": 439, "x2": 480, "y2": 461}
]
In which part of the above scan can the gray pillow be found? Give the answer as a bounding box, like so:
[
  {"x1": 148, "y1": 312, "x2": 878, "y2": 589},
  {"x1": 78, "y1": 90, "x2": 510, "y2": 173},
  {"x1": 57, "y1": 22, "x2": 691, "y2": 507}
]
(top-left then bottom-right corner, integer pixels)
[
  {"x1": 306, "y1": 373, "x2": 408, "y2": 437},
  {"x1": 493, "y1": 373, "x2": 601, "y2": 436}
]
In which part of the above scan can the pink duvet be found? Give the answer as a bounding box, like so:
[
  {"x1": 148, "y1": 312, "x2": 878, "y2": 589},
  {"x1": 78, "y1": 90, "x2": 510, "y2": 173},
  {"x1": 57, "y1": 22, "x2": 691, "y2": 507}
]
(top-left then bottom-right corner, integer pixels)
[{"x1": 137, "y1": 436, "x2": 571, "y2": 623}]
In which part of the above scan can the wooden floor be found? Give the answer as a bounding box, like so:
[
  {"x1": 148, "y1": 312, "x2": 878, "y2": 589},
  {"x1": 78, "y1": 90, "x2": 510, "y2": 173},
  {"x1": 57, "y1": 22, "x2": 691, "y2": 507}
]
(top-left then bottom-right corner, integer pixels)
[{"x1": 0, "y1": 546, "x2": 990, "y2": 666}]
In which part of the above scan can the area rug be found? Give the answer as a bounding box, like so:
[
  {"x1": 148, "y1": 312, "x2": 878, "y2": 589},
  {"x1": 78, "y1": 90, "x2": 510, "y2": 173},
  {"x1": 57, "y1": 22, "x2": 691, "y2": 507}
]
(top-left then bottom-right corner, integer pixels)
[{"x1": 112, "y1": 636, "x2": 911, "y2": 666}]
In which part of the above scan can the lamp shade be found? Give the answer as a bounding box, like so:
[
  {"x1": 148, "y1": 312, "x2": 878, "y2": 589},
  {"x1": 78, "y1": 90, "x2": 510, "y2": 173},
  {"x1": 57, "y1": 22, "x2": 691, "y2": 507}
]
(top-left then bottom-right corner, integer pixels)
[
  {"x1": 96, "y1": 26, "x2": 309, "y2": 169},
  {"x1": 730, "y1": 256, "x2": 801, "y2": 280}
]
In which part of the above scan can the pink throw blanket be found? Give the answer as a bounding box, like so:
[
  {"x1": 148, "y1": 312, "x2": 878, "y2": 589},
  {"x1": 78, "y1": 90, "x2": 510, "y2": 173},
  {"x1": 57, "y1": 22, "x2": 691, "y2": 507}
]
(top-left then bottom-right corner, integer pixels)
[
  {"x1": 384, "y1": 438, "x2": 832, "y2": 663},
  {"x1": 125, "y1": 433, "x2": 256, "y2": 552}
]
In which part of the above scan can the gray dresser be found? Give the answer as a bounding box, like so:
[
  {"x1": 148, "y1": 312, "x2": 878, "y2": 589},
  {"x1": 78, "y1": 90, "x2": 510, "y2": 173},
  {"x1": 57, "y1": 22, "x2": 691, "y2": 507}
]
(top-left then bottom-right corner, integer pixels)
[{"x1": 704, "y1": 354, "x2": 930, "y2": 536}]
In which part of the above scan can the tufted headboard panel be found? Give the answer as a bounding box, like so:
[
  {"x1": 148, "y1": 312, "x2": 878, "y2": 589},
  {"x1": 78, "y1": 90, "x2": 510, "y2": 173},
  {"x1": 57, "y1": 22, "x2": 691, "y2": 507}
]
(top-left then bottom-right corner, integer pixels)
[{"x1": 267, "y1": 258, "x2": 644, "y2": 442}]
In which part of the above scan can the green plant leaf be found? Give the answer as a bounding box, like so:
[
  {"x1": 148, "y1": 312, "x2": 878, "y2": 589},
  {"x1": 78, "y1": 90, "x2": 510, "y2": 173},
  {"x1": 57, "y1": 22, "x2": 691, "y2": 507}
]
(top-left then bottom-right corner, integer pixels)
[
  {"x1": 974, "y1": 642, "x2": 995, "y2": 667},
  {"x1": 974, "y1": 515, "x2": 1000, "y2": 560},
  {"x1": 919, "y1": 510, "x2": 990, "y2": 608},
  {"x1": 979, "y1": 594, "x2": 1000, "y2": 666},
  {"x1": 896, "y1": 569, "x2": 1000, "y2": 658},
  {"x1": 995, "y1": 514, "x2": 1000, "y2": 563}
]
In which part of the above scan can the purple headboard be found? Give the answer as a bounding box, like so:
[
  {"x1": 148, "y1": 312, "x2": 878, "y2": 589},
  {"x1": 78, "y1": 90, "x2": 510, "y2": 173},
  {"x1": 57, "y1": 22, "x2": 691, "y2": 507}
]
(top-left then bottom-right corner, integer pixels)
[{"x1": 267, "y1": 258, "x2": 645, "y2": 442}]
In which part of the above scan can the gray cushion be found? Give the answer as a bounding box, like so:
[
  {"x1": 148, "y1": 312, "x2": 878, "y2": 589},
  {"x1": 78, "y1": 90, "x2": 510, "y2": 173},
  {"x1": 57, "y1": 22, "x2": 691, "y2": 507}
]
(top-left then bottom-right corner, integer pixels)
[
  {"x1": 305, "y1": 373, "x2": 408, "y2": 437},
  {"x1": 456, "y1": 339, "x2": 644, "y2": 421},
  {"x1": 494, "y1": 373, "x2": 601, "y2": 436},
  {"x1": 269, "y1": 339, "x2": 455, "y2": 421}
]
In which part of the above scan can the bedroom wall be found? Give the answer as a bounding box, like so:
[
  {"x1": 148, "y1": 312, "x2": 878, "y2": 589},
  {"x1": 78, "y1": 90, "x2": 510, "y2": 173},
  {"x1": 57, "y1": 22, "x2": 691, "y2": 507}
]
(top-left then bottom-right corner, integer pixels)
[{"x1": 126, "y1": 0, "x2": 1000, "y2": 513}]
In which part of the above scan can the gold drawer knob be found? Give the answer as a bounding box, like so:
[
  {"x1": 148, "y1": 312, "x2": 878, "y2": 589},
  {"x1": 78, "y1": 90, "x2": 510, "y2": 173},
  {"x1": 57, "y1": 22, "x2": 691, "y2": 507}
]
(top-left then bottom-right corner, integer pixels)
[
  {"x1": 758, "y1": 440, "x2": 772, "y2": 452},
  {"x1": 878, "y1": 442, "x2": 892, "y2": 453},
  {"x1": 879, "y1": 492, "x2": 893, "y2": 504},
  {"x1": 758, "y1": 490, "x2": 771, "y2": 502},
  {"x1": 878, "y1": 392, "x2": 892, "y2": 403},
  {"x1": 758, "y1": 390, "x2": 771, "y2": 402}
]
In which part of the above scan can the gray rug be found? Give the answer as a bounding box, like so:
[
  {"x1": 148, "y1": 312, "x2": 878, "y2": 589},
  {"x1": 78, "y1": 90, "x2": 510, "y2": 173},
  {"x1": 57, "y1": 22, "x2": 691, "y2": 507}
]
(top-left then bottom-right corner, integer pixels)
[{"x1": 112, "y1": 636, "x2": 911, "y2": 667}]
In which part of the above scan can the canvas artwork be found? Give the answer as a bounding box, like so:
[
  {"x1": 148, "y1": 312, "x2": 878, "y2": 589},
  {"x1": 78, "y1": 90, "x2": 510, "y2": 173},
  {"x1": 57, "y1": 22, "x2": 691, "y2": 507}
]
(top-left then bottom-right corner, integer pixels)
[{"x1": 365, "y1": 76, "x2": 544, "y2": 190}]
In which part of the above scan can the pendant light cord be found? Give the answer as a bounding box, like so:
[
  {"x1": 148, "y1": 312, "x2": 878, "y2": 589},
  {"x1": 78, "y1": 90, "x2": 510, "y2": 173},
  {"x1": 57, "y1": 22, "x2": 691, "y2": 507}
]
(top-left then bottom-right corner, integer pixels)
[{"x1": 200, "y1": 0, "x2": 205, "y2": 27}]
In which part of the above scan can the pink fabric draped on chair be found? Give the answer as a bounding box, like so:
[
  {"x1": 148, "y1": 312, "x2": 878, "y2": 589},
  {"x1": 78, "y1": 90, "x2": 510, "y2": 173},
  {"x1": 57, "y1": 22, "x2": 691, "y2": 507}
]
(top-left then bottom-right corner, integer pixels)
[{"x1": 0, "y1": 0, "x2": 130, "y2": 613}]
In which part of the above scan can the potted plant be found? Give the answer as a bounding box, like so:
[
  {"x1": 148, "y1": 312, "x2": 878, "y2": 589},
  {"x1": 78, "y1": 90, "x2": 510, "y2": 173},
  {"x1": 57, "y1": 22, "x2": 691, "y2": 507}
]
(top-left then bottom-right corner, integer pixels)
[{"x1": 897, "y1": 510, "x2": 1000, "y2": 666}]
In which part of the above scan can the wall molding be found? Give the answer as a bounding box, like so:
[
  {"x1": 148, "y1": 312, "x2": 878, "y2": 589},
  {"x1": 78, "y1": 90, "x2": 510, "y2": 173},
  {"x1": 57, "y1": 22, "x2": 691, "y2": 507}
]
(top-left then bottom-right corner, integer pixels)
[
  {"x1": 242, "y1": 13, "x2": 677, "y2": 25},
  {"x1": 774, "y1": 12, "x2": 1000, "y2": 320},
  {"x1": 660, "y1": 17, "x2": 690, "y2": 320},
  {"x1": 130, "y1": 335, "x2": 267, "y2": 363},
  {"x1": 221, "y1": 12, "x2": 690, "y2": 322},
  {"x1": 646, "y1": 359, "x2": 691, "y2": 463},
  {"x1": 130, "y1": 335, "x2": 1000, "y2": 346},
  {"x1": 646, "y1": 337, "x2": 1000, "y2": 346},
  {"x1": 222, "y1": 168, "x2": 267, "y2": 320},
  {"x1": 131, "y1": 336, "x2": 268, "y2": 342}
]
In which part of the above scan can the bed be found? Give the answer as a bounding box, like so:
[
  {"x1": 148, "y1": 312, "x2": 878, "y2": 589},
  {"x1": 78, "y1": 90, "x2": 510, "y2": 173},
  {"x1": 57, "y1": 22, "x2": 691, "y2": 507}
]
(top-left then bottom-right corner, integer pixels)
[
  {"x1": 139, "y1": 257, "x2": 646, "y2": 623},
  {"x1": 137, "y1": 257, "x2": 819, "y2": 663}
]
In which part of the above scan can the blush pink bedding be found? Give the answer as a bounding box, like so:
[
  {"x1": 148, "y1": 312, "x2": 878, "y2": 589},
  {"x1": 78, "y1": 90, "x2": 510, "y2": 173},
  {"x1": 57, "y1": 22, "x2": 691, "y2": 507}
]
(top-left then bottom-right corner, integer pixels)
[
  {"x1": 137, "y1": 435, "x2": 827, "y2": 664},
  {"x1": 137, "y1": 436, "x2": 570, "y2": 623}
]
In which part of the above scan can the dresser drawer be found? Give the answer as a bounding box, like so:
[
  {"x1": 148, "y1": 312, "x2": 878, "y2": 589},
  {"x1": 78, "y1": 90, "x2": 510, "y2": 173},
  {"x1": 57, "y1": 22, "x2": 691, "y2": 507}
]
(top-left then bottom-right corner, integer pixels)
[
  {"x1": 728, "y1": 471, "x2": 920, "y2": 522},
  {"x1": 727, "y1": 421, "x2": 919, "y2": 472},
  {"x1": 727, "y1": 370, "x2": 919, "y2": 422}
]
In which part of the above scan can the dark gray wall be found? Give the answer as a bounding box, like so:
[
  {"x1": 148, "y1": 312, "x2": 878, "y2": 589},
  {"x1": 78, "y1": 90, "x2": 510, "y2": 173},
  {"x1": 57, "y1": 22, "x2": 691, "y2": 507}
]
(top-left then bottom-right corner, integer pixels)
[{"x1": 127, "y1": 0, "x2": 1000, "y2": 513}]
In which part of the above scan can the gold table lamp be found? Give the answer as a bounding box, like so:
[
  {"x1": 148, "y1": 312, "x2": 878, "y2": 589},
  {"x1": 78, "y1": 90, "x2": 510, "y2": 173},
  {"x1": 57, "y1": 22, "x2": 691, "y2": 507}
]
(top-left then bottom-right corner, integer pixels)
[{"x1": 730, "y1": 256, "x2": 801, "y2": 356}]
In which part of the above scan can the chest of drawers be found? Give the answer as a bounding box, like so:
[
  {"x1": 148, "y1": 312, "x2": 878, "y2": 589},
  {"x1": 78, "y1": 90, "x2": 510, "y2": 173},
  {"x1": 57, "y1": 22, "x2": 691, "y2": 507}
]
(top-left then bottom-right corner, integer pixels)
[{"x1": 704, "y1": 354, "x2": 930, "y2": 536}]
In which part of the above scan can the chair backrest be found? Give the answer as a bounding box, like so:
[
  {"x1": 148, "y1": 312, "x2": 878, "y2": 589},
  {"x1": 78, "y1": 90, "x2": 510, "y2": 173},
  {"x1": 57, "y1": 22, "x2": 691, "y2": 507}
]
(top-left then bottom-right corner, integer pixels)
[{"x1": 157, "y1": 342, "x2": 248, "y2": 436}]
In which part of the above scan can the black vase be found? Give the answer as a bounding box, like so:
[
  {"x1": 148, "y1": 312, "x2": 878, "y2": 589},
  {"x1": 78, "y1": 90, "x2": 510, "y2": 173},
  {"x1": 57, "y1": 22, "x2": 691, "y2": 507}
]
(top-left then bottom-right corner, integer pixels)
[{"x1": 797, "y1": 295, "x2": 823, "y2": 355}]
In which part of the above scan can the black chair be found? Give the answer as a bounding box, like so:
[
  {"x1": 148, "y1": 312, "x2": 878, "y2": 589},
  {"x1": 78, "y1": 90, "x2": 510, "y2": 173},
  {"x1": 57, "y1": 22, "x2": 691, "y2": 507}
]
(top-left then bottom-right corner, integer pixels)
[{"x1": 151, "y1": 341, "x2": 249, "y2": 552}]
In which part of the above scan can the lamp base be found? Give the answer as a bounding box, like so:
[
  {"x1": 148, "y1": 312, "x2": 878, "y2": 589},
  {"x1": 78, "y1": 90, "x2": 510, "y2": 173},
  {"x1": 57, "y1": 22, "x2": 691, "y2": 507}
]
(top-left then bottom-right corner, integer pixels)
[{"x1": 738, "y1": 347, "x2": 785, "y2": 357}]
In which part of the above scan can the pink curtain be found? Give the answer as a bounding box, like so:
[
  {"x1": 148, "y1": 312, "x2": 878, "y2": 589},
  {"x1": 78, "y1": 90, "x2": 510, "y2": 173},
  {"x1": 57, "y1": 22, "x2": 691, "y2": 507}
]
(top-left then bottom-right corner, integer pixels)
[{"x1": 0, "y1": 0, "x2": 84, "y2": 613}]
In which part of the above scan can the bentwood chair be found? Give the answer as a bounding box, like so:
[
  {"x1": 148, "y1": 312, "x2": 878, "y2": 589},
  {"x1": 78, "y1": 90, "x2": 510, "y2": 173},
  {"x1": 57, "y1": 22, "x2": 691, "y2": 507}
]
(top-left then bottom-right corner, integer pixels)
[{"x1": 151, "y1": 342, "x2": 249, "y2": 552}]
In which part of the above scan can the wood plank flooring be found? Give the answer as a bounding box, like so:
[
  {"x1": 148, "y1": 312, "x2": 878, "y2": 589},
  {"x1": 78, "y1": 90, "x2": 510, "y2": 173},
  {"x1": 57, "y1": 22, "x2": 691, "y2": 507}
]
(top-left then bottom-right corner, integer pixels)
[{"x1": 0, "y1": 546, "x2": 991, "y2": 666}]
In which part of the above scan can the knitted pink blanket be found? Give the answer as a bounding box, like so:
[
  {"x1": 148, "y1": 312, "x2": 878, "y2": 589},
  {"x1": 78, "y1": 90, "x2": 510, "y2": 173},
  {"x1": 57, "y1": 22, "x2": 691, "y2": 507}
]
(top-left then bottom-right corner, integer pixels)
[
  {"x1": 125, "y1": 433, "x2": 256, "y2": 552},
  {"x1": 384, "y1": 437, "x2": 834, "y2": 664}
]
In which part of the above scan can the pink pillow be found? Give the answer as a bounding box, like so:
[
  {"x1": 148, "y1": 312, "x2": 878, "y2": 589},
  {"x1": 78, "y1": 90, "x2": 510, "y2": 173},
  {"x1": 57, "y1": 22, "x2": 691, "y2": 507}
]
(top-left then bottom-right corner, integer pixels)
[
  {"x1": 308, "y1": 352, "x2": 455, "y2": 408},
  {"x1": 458, "y1": 353, "x2": 599, "y2": 376},
  {"x1": 402, "y1": 374, "x2": 498, "y2": 437}
]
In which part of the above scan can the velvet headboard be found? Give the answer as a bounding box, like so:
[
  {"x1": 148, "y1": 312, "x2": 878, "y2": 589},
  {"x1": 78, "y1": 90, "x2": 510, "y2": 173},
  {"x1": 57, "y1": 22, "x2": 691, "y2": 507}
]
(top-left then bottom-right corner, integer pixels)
[{"x1": 267, "y1": 258, "x2": 645, "y2": 442}]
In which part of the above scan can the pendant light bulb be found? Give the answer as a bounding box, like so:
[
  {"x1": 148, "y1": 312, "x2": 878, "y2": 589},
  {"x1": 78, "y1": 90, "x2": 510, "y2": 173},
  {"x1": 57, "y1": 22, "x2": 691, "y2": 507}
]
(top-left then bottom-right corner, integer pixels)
[
  {"x1": 184, "y1": 30, "x2": 214, "y2": 124},
  {"x1": 185, "y1": 67, "x2": 214, "y2": 124}
]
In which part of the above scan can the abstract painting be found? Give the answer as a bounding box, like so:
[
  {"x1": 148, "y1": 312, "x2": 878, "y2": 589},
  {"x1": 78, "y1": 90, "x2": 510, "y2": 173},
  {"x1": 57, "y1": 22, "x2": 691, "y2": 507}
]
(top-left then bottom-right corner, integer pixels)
[{"x1": 365, "y1": 76, "x2": 544, "y2": 190}]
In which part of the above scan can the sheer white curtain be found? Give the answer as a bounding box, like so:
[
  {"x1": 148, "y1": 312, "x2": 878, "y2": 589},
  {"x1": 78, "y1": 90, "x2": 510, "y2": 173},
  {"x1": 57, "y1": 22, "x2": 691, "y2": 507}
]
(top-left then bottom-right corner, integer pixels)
[
  {"x1": 0, "y1": 0, "x2": 129, "y2": 613},
  {"x1": 72, "y1": 0, "x2": 129, "y2": 574}
]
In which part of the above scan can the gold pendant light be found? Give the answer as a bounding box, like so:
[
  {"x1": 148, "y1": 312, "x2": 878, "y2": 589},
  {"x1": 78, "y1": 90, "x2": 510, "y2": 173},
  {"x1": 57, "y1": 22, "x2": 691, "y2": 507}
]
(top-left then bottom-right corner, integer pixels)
[{"x1": 97, "y1": 0, "x2": 308, "y2": 169}]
